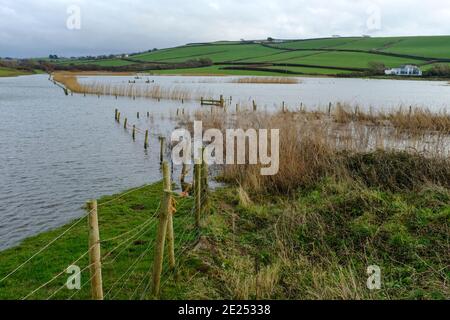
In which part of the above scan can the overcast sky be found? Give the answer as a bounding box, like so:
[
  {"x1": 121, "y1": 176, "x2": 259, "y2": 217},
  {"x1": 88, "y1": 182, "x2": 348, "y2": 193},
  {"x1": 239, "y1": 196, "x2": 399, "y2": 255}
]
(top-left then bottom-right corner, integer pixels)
[{"x1": 1, "y1": 0, "x2": 450, "y2": 58}]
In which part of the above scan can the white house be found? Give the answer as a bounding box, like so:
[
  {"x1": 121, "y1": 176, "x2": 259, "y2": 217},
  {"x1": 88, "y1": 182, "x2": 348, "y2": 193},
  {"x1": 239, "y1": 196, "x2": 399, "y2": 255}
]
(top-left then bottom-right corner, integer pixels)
[{"x1": 385, "y1": 65, "x2": 422, "y2": 76}]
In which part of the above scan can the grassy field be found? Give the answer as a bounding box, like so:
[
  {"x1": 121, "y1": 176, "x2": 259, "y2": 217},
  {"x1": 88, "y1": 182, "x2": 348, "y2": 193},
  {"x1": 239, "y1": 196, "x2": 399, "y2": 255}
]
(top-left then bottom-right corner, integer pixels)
[
  {"x1": 51, "y1": 35, "x2": 450, "y2": 77},
  {"x1": 0, "y1": 67, "x2": 34, "y2": 77}
]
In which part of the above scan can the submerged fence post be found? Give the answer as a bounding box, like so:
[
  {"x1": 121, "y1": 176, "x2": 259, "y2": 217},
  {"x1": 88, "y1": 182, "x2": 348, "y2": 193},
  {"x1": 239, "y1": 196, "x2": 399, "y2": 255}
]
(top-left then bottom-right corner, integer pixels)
[
  {"x1": 152, "y1": 162, "x2": 171, "y2": 297},
  {"x1": 132, "y1": 125, "x2": 136, "y2": 141},
  {"x1": 137, "y1": 112, "x2": 140, "y2": 119},
  {"x1": 144, "y1": 130, "x2": 149, "y2": 150},
  {"x1": 115, "y1": 109, "x2": 118, "y2": 121},
  {"x1": 124, "y1": 118, "x2": 128, "y2": 129},
  {"x1": 87, "y1": 200, "x2": 103, "y2": 300}
]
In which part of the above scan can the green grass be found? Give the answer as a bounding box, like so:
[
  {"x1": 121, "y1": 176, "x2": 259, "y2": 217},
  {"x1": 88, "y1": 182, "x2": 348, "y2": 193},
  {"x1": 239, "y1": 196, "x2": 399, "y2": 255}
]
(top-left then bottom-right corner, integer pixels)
[
  {"x1": 57, "y1": 59, "x2": 136, "y2": 67},
  {"x1": 52, "y1": 35, "x2": 450, "y2": 76},
  {"x1": 272, "y1": 37, "x2": 364, "y2": 50},
  {"x1": 185, "y1": 180, "x2": 450, "y2": 300},
  {"x1": 0, "y1": 67, "x2": 33, "y2": 77},
  {"x1": 0, "y1": 174, "x2": 448, "y2": 300},
  {"x1": 382, "y1": 36, "x2": 450, "y2": 59},
  {"x1": 283, "y1": 51, "x2": 425, "y2": 69},
  {"x1": 0, "y1": 182, "x2": 198, "y2": 300},
  {"x1": 132, "y1": 44, "x2": 282, "y2": 63}
]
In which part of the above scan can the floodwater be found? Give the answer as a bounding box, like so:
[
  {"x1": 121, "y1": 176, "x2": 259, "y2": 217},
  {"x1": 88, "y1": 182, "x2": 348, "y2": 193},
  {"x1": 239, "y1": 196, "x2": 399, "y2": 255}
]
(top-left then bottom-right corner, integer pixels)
[{"x1": 0, "y1": 74, "x2": 449, "y2": 250}]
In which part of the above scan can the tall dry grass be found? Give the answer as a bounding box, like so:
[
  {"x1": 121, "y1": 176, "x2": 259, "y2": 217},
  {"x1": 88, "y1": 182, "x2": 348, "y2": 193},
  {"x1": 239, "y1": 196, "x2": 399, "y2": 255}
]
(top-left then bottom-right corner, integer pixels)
[
  {"x1": 333, "y1": 103, "x2": 450, "y2": 134},
  {"x1": 187, "y1": 109, "x2": 450, "y2": 193},
  {"x1": 53, "y1": 72, "x2": 203, "y2": 101},
  {"x1": 232, "y1": 77, "x2": 300, "y2": 84}
]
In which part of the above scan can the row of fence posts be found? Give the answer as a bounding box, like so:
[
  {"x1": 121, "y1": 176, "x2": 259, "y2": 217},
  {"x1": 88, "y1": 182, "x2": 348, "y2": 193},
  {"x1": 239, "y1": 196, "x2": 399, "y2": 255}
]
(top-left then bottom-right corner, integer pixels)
[{"x1": 86, "y1": 119, "x2": 210, "y2": 298}]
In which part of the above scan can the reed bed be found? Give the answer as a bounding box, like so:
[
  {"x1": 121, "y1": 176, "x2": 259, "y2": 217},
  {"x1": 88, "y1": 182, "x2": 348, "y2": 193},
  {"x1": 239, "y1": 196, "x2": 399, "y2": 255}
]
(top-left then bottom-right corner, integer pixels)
[
  {"x1": 184, "y1": 108, "x2": 450, "y2": 193},
  {"x1": 52, "y1": 72, "x2": 205, "y2": 101},
  {"x1": 232, "y1": 77, "x2": 300, "y2": 84},
  {"x1": 333, "y1": 103, "x2": 450, "y2": 134}
]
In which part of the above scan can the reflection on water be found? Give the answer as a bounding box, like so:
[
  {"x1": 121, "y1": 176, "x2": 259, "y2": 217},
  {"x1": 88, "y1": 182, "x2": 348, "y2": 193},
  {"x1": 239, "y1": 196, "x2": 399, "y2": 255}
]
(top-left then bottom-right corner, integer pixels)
[{"x1": 0, "y1": 74, "x2": 449, "y2": 250}]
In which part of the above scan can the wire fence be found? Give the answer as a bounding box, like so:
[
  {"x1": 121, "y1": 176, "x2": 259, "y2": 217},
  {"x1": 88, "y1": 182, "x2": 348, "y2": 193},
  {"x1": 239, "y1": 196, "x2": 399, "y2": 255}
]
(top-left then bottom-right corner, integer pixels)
[{"x1": 0, "y1": 111, "x2": 212, "y2": 300}]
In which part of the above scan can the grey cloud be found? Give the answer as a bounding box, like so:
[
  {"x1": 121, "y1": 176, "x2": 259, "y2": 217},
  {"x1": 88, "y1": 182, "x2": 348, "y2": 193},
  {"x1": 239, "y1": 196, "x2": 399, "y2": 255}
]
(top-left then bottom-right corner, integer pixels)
[{"x1": 1, "y1": 0, "x2": 450, "y2": 57}]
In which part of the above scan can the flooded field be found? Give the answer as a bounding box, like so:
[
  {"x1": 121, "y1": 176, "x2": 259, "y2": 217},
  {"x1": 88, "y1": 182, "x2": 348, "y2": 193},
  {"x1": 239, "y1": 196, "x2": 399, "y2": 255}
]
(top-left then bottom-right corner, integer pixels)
[{"x1": 0, "y1": 74, "x2": 449, "y2": 249}]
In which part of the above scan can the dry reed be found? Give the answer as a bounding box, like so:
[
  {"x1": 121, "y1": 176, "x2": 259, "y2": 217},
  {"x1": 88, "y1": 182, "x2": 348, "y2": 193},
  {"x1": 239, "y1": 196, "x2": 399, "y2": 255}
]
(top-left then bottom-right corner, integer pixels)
[{"x1": 232, "y1": 77, "x2": 300, "y2": 84}]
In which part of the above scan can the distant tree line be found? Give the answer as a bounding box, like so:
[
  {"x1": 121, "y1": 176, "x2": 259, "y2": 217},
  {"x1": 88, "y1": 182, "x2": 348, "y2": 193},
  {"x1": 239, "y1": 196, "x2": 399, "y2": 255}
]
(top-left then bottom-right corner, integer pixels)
[{"x1": 51, "y1": 58, "x2": 213, "y2": 72}]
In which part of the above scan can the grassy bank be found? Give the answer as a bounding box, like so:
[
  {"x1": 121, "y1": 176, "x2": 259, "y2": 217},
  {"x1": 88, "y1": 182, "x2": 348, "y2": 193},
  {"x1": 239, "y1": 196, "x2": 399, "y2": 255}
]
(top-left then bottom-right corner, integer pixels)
[
  {"x1": 0, "y1": 160, "x2": 448, "y2": 300},
  {"x1": 0, "y1": 183, "x2": 199, "y2": 300},
  {"x1": 0, "y1": 67, "x2": 34, "y2": 77}
]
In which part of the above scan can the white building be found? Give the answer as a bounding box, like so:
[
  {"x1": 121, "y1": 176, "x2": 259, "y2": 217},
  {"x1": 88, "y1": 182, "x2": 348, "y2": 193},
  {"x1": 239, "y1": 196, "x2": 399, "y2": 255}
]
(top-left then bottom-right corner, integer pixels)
[{"x1": 385, "y1": 65, "x2": 422, "y2": 76}]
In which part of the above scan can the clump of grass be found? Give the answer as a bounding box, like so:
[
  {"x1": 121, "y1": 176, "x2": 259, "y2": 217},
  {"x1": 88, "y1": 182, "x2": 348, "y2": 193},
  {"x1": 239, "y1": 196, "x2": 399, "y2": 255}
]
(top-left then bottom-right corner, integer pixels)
[
  {"x1": 232, "y1": 77, "x2": 300, "y2": 84},
  {"x1": 189, "y1": 181, "x2": 449, "y2": 300}
]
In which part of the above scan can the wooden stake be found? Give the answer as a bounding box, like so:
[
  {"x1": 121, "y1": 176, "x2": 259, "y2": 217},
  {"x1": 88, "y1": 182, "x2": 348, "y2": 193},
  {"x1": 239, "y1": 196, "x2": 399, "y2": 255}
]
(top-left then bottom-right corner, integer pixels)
[
  {"x1": 152, "y1": 162, "x2": 171, "y2": 297},
  {"x1": 132, "y1": 125, "x2": 136, "y2": 141},
  {"x1": 124, "y1": 118, "x2": 128, "y2": 129},
  {"x1": 159, "y1": 136, "x2": 165, "y2": 164},
  {"x1": 115, "y1": 109, "x2": 118, "y2": 121},
  {"x1": 194, "y1": 156, "x2": 202, "y2": 229},
  {"x1": 117, "y1": 112, "x2": 121, "y2": 123},
  {"x1": 201, "y1": 156, "x2": 209, "y2": 215},
  {"x1": 181, "y1": 163, "x2": 189, "y2": 192},
  {"x1": 87, "y1": 200, "x2": 103, "y2": 300},
  {"x1": 137, "y1": 112, "x2": 140, "y2": 119},
  {"x1": 144, "y1": 130, "x2": 149, "y2": 150},
  {"x1": 165, "y1": 166, "x2": 175, "y2": 272}
]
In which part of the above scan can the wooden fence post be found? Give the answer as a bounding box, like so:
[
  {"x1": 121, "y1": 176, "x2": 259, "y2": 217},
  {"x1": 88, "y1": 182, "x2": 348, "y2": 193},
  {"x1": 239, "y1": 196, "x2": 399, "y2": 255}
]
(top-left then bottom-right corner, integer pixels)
[
  {"x1": 115, "y1": 109, "x2": 118, "y2": 121},
  {"x1": 194, "y1": 155, "x2": 202, "y2": 229},
  {"x1": 124, "y1": 118, "x2": 128, "y2": 129},
  {"x1": 201, "y1": 156, "x2": 209, "y2": 215},
  {"x1": 159, "y1": 137, "x2": 166, "y2": 164},
  {"x1": 117, "y1": 112, "x2": 121, "y2": 123},
  {"x1": 87, "y1": 200, "x2": 103, "y2": 300},
  {"x1": 144, "y1": 130, "x2": 149, "y2": 150},
  {"x1": 152, "y1": 162, "x2": 171, "y2": 297},
  {"x1": 181, "y1": 163, "x2": 189, "y2": 192},
  {"x1": 137, "y1": 112, "x2": 140, "y2": 119},
  {"x1": 132, "y1": 125, "x2": 136, "y2": 141}
]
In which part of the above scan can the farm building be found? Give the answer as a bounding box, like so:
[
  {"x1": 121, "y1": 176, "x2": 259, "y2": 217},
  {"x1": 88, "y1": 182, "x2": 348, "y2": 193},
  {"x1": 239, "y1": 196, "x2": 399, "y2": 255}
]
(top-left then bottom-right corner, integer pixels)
[{"x1": 385, "y1": 65, "x2": 422, "y2": 76}]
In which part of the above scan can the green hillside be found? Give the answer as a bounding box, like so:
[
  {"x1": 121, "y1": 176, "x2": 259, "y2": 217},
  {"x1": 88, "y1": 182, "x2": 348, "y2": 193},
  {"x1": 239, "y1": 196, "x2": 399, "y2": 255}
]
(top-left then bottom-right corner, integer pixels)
[{"x1": 53, "y1": 36, "x2": 450, "y2": 76}]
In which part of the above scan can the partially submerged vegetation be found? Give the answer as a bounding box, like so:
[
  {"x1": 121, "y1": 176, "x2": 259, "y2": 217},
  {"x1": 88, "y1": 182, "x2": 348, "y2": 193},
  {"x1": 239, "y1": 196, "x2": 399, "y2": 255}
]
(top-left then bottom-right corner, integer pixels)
[
  {"x1": 232, "y1": 77, "x2": 300, "y2": 84},
  {"x1": 52, "y1": 72, "x2": 205, "y2": 101}
]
